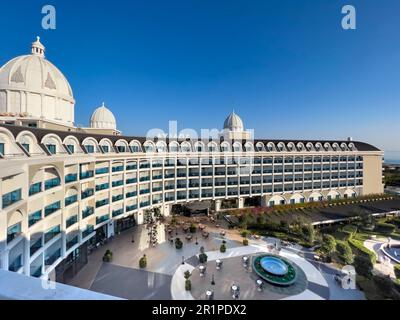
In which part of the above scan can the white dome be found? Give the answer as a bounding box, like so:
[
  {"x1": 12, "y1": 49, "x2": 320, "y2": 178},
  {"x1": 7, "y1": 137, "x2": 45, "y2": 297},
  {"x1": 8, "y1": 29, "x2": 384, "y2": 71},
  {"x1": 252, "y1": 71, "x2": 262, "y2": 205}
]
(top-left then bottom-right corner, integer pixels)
[
  {"x1": 223, "y1": 111, "x2": 244, "y2": 131},
  {"x1": 90, "y1": 103, "x2": 117, "y2": 130},
  {"x1": 0, "y1": 37, "x2": 75, "y2": 124}
]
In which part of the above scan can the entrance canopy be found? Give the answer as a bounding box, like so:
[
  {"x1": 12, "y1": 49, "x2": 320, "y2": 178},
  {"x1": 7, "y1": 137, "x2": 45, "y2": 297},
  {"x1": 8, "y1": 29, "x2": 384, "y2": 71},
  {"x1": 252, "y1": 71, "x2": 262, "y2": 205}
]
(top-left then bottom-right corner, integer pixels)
[{"x1": 184, "y1": 201, "x2": 211, "y2": 212}]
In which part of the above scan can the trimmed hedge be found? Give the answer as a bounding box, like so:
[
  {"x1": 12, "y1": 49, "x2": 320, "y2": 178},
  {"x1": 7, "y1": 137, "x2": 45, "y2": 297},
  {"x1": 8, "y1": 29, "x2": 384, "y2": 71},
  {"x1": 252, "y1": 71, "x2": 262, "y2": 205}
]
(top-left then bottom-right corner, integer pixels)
[
  {"x1": 375, "y1": 222, "x2": 396, "y2": 234},
  {"x1": 342, "y1": 224, "x2": 358, "y2": 237},
  {"x1": 395, "y1": 264, "x2": 400, "y2": 280},
  {"x1": 348, "y1": 238, "x2": 377, "y2": 264}
]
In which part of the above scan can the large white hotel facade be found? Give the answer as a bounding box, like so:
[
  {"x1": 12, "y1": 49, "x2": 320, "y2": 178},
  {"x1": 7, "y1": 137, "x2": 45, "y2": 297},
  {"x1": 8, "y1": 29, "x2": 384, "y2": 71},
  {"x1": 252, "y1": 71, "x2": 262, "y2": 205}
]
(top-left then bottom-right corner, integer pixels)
[{"x1": 0, "y1": 38, "x2": 383, "y2": 283}]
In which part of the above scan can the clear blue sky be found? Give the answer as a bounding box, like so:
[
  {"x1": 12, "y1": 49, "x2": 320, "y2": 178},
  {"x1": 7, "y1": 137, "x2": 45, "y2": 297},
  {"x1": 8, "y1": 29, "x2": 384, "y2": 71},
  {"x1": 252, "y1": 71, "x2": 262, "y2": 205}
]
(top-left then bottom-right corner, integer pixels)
[{"x1": 1, "y1": 0, "x2": 400, "y2": 158}]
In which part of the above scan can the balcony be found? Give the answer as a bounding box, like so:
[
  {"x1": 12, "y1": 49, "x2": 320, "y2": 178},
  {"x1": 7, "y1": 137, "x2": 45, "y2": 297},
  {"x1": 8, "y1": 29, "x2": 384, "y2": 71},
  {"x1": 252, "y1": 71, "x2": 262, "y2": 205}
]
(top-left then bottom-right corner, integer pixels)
[
  {"x1": 44, "y1": 226, "x2": 61, "y2": 243},
  {"x1": 65, "y1": 195, "x2": 78, "y2": 207},
  {"x1": 96, "y1": 214, "x2": 110, "y2": 225},
  {"x1": 81, "y1": 188, "x2": 94, "y2": 199},
  {"x1": 140, "y1": 201, "x2": 150, "y2": 208},
  {"x1": 44, "y1": 201, "x2": 61, "y2": 217},
  {"x1": 165, "y1": 174, "x2": 175, "y2": 179},
  {"x1": 29, "y1": 183, "x2": 42, "y2": 196},
  {"x1": 45, "y1": 248, "x2": 61, "y2": 266},
  {"x1": 31, "y1": 266, "x2": 42, "y2": 278},
  {"x1": 139, "y1": 176, "x2": 150, "y2": 182},
  {"x1": 65, "y1": 174, "x2": 78, "y2": 183},
  {"x1": 126, "y1": 164, "x2": 137, "y2": 171},
  {"x1": 44, "y1": 178, "x2": 61, "y2": 191},
  {"x1": 96, "y1": 183, "x2": 109, "y2": 191},
  {"x1": 112, "y1": 194, "x2": 123, "y2": 202},
  {"x1": 66, "y1": 215, "x2": 78, "y2": 228},
  {"x1": 139, "y1": 163, "x2": 150, "y2": 169},
  {"x1": 82, "y1": 225, "x2": 94, "y2": 238},
  {"x1": 95, "y1": 168, "x2": 109, "y2": 175},
  {"x1": 165, "y1": 185, "x2": 175, "y2": 190},
  {"x1": 112, "y1": 166, "x2": 124, "y2": 173},
  {"x1": 7, "y1": 223, "x2": 21, "y2": 243},
  {"x1": 96, "y1": 199, "x2": 109, "y2": 208},
  {"x1": 140, "y1": 189, "x2": 150, "y2": 195},
  {"x1": 112, "y1": 209, "x2": 124, "y2": 217},
  {"x1": 152, "y1": 187, "x2": 162, "y2": 192},
  {"x1": 126, "y1": 191, "x2": 137, "y2": 198},
  {"x1": 126, "y1": 204, "x2": 137, "y2": 212},
  {"x1": 9, "y1": 255, "x2": 22, "y2": 272},
  {"x1": 29, "y1": 210, "x2": 42, "y2": 227},
  {"x1": 112, "y1": 180, "x2": 123, "y2": 187},
  {"x1": 67, "y1": 236, "x2": 79, "y2": 250},
  {"x1": 30, "y1": 238, "x2": 42, "y2": 256},
  {"x1": 82, "y1": 207, "x2": 94, "y2": 218},
  {"x1": 152, "y1": 175, "x2": 162, "y2": 180},
  {"x1": 2, "y1": 189, "x2": 22, "y2": 209},
  {"x1": 80, "y1": 171, "x2": 94, "y2": 180},
  {"x1": 126, "y1": 178, "x2": 137, "y2": 184}
]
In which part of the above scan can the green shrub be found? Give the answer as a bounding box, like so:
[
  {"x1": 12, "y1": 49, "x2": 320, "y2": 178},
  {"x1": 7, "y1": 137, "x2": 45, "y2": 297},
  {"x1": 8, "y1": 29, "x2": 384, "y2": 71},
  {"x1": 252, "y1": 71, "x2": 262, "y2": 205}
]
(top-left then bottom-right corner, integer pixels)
[
  {"x1": 199, "y1": 253, "x2": 208, "y2": 263},
  {"x1": 175, "y1": 238, "x2": 183, "y2": 249},
  {"x1": 395, "y1": 264, "x2": 400, "y2": 280},
  {"x1": 102, "y1": 250, "x2": 113, "y2": 262},
  {"x1": 342, "y1": 224, "x2": 358, "y2": 237},
  {"x1": 375, "y1": 222, "x2": 396, "y2": 234},
  {"x1": 139, "y1": 255, "x2": 147, "y2": 268},
  {"x1": 220, "y1": 244, "x2": 226, "y2": 253},
  {"x1": 243, "y1": 239, "x2": 249, "y2": 246},
  {"x1": 320, "y1": 234, "x2": 336, "y2": 256},
  {"x1": 241, "y1": 230, "x2": 250, "y2": 238},
  {"x1": 348, "y1": 238, "x2": 377, "y2": 264},
  {"x1": 189, "y1": 223, "x2": 197, "y2": 233},
  {"x1": 185, "y1": 279, "x2": 191, "y2": 291},
  {"x1": 354, "y1": 254, "x2": 373, "y2": 277},
  {"x1": 337, "y1": 241, "x2": 354, "y2": 265}
]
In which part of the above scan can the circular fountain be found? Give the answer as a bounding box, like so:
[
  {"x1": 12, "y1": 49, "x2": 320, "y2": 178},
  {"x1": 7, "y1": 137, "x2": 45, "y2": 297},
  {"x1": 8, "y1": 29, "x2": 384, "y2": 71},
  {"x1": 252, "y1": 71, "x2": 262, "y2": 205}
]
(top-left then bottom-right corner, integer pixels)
[{"x1": 253, "y1": 254, "x2": 297, "y2": 286}]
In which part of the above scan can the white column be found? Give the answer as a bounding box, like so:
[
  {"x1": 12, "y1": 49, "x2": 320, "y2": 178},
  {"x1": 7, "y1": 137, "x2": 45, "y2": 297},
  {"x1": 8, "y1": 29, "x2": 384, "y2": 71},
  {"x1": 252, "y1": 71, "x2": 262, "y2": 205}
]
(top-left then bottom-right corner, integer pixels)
[
  {"x1": 215, "y1": 200, "x2": 222, "y2": 212},
  {"x1": 162, "y1": 204, "x2": 171, "y2": 217},
  {"x1": 238, "y1": 198, "x2": 244, "y2": 209},
  {"x1": 261, "y1": 195, "x2": 269, "y2": 207}
]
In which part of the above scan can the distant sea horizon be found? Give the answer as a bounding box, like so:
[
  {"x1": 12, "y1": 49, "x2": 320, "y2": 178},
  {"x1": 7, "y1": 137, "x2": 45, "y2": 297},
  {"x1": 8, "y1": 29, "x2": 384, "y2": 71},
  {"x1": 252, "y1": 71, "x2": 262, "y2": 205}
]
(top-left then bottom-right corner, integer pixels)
[{"x1": 385, "y1": 159, "x2": 400, "y2": 165}]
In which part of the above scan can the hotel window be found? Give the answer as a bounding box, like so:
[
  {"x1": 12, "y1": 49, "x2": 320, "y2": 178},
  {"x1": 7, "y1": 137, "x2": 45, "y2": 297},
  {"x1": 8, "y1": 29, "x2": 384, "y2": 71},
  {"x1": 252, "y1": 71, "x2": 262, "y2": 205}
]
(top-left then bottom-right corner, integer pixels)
[
  {"x1": 117, "y1": 145, "x2": 126, "y2": 153},
  {"x1": 130, "y1": 145, "x2": 140, "y2": 152},
  {"x1": 66, "y1": 144, "x2": 75, "y2": 154},
  {"x1": 29, "y1": 182, "x2": 42, "y2": 196},
  {"x1": 2, "y1": 189, "x2": 22, "y2": 209},
  {"x1": 22, "y1": 143, "x2": 30, "y2": 153},
  {"x1": 0, "y1": 142, "x2": 4, "y2": 155},
  {"x1": 46, "y1": 144, "x2": 56, "y2": 155},
  {"x1": 7, "y1": 222, "x2": 22, "y2": 243},
  {"x1": 101, "y1": 145, "x2": 109, "y2": 153},
  {"x1": 85, "y1": 145, "x2": 95, "y2": 153}
]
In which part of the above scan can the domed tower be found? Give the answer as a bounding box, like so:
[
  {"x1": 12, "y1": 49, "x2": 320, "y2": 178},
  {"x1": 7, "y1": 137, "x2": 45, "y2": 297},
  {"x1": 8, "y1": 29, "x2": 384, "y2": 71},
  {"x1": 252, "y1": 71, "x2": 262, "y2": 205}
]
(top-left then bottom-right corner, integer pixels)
[
  {"x1": 0, "y1": 37, "x2": 75, "y2": 128},
  {"x1": 83, "y1": 102, "x2": 120, "y2": 135},
  {"x1": 222, "y1": 110, "x2": 251, "y2": 141}
]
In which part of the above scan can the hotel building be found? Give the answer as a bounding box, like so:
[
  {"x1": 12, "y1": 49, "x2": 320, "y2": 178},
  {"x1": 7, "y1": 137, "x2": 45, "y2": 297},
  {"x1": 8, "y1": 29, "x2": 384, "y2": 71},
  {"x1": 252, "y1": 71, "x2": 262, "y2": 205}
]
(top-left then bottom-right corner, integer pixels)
[{"x1": 0, "y1": 38, "x2": 383, "y2": 282}]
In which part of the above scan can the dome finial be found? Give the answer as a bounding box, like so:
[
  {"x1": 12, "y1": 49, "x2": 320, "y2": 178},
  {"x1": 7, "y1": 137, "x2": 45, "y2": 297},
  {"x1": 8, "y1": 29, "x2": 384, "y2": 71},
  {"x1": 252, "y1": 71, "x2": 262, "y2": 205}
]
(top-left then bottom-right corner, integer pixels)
[{"x1": 31, "y1": 36, "x2": 45, "y2": 57}]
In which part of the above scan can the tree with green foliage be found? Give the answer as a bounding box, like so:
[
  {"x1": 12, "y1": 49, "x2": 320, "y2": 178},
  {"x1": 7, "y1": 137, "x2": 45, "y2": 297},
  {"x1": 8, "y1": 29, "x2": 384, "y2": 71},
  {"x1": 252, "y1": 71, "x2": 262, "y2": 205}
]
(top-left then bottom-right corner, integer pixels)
[
  {"x1": 184, "y1": 270, "x2": 192, "y2": 291},
  {"x1": 320, "y1": 234, "x2": 336, "y2": 257},
  {"x1": 354, "y1": 255, "x2": 373, "y2": 277},
  {"x1": 139, "y1": 254, "x2": 147, "y2": 268},
  {"x1": 337, "y1": 241, "x2": 354, "y2": 265}
]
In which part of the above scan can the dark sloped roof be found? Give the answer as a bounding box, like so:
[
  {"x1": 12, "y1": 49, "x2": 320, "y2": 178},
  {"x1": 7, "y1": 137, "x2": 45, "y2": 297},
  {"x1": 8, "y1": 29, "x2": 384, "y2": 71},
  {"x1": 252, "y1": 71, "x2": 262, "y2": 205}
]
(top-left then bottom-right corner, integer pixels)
[{"x1": 0, "y1": 124, "x2": 381, "y2": 151}]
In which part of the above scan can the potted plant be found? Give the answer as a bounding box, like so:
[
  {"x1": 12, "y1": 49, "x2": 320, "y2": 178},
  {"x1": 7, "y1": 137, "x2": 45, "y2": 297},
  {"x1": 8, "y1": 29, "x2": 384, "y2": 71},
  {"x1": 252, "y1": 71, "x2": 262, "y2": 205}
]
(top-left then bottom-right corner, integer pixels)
[
  {"x1": 139, "y1": 254, "x2": 147, "y2": 268},
  {"x1": 189, "y1": 223, "x2": 197, "y2": 233},
  {"x1": 175, "y1": 237, "x2": 183, "y2": 249},
  {"x1": 243, "y1": 239, "x2": 249, "y2": 246},
  {"x1": 184, "y1": 270, "x2": 192, "y2": 291},
  {"x1": 220, "y1": 243, "x2": 226, "y2": 253},
  {"x1": 102, "y1": 249, "x2": 113, "y2": 262},
  {"x1": 199, "y1": 247, "x2": 208, "y2": 263}
]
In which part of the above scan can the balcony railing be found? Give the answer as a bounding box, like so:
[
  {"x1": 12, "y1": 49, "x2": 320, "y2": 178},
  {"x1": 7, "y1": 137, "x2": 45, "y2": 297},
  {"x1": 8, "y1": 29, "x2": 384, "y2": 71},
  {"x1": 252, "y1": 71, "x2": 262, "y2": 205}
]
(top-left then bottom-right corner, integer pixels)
[
  {"x1": 112, "y1": 209, "x2": 124, "y2": 217},
  {"x1": 44, "y1": 201, "x2": 61, "y2": 217},
  {"x1": 96, "y1": 199, "x2": 109, "y2": 208},
  {"x1": 66, "y1": 236, "x2": 79, "y2": 250},
  {"x1": 44, "y1": 178, "x2": 61, "y2": 190},
  {"x1": 45, "y1": 248, "x2": 61, "y2": 266},
  {"x1": 112, "y1": 180, "x2": 124, "y2": 187},
  {"x1": 81, "y1": 188, "x2": 94, "y2": 199},
  {"x1": 30, "y1": 237, "x2": 42, "y2": 256},
  {"x1": 126, "y1": 191, "x2": 137, "y2": 198},
  {"x1": 9, "y1": 255, "x2": 22, "y2": 272},
  {"x1": 96, "y1": 214, "x2": 110, "y2": 225},
  {"x1": 96, "y1": 183, "x2": 109, "y2": 191},
  {"x1": 82, "y1": 225, "x2": 94, "y2": 238},
  {"x1": 2, "y1": 189, "x2": 22, "y2": 209},
  {"x1": 95, "y1": 168, "x2": 109, "y2": 175},
  {"x1": 112, "y1": 194, "x2": 123, "y2": 202},
  {"x1": 65, "y1": 173, "x2": 78, "y2": 183},
  {"x1": 126, "y1": 204, "x2": 137, "y2": 212},
  {"x1": 112, "y1": 166, "x2": 124, "y2": 173},
  {"x1": 66, "y1": 215, "x2": 78, "y2": 228},
  {"x1": 126, "y1": 178, "x2": 137, "y2": 184},
  {"x1": 29, "y1": 210, "x2": 42, "y2": 227},
  {"x1": 80, "y1": 171, "x2": 94, "y2": 180},
  {"x1": 65, "y1": 195, "x2": 78, "y2": 207},
  {"x1": 82, "y1": 207, "x2": 94, "y2": 218}
]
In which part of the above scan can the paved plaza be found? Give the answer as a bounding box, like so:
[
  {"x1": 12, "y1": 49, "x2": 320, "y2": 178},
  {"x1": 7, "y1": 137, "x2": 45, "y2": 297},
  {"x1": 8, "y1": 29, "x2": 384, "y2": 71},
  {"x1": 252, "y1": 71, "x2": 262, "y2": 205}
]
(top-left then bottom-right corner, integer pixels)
[{"x1": 66, "y1": 221, "x2": 365, "y2": 300}]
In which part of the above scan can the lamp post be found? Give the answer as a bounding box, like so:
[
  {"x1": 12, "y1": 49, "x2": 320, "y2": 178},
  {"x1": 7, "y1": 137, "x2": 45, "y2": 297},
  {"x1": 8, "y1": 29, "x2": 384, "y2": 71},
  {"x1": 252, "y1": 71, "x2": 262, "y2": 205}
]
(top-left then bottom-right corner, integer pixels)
[
  {"x1": 211, "y1": 274, "x2": 215, "y2": 285},
  {"x1": 182, "y1": 256, "x2": 185, "y2": 265},
  {"x1": 195, "y1": 237, "x2": 198, "y2": 245}
]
